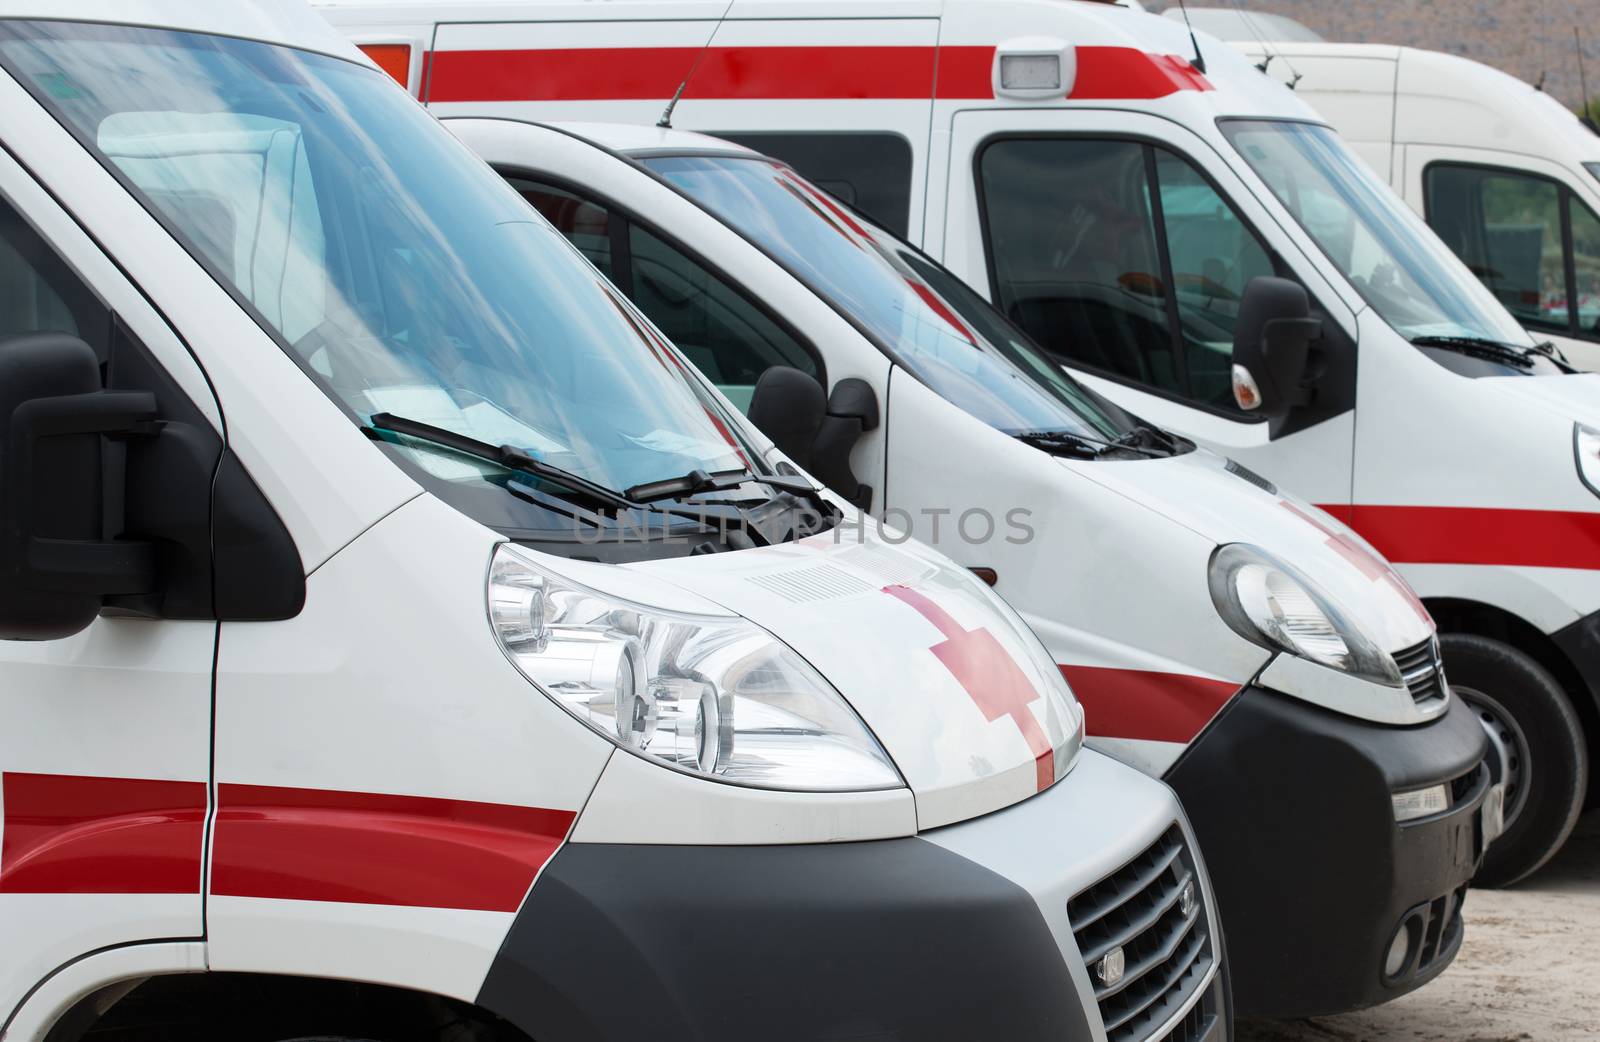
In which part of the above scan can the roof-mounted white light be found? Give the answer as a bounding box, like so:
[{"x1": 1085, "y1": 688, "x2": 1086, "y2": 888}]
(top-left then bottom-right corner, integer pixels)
[{"x1": 994, "y1": 37, "x2": 1075, "y2": 101}]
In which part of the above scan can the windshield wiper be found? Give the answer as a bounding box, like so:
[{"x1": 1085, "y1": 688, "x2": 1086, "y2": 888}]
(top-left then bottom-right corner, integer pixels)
[
  {"x1": 626, "y1": 467, "x2": 817, "y2": 504},
  {"x1": 366, "y1": 411, "x2": 639, "y2": 512},
  {"x1": 1410, "y1": 335, "x2": 1538, "y2": 370},
  {"x1": 1015, "y1": 429, "x2": 1160, "y2": 459},
  {"x1": 1108, "y1": 421, "x2": 1180, "y2": 455},
  {"x1": 627, "y1": 466, "x2": 841, "y2": 528}
]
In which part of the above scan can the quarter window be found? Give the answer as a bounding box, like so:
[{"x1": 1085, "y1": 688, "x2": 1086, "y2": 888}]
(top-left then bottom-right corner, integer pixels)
[
  {"x1": 1425, "y1": 164, "x2": 1600, "y2": 341},
  {"x1": 714, "y1": 132, "x2": 914, "y2": 238},
  {"x1": 979, "y1": 138, "x2": 1275, "y2": 414},
  {"x1": 515, "y1": 177, "x2": 820, "y2": 414}
]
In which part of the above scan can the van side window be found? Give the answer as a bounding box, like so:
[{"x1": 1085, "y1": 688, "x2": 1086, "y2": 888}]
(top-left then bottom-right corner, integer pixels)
[
  {"x1": 714, "y1": 133, "x2": 914, "y2": 238},
  {"x1": 0, "y1": 194, "x2": 108, "y2": 350},
  {"x1": 520, "y1": 182, "x2": 616, "y2": 273},
  {"x1": 513, "y1": 178, "x2": 820, "y2": 415},
  {"x1": 979, "y1": 138, "x2": 1272, "y2": 414},
  {"x1": 1424, "y1": 166, "x2": 1571, "y2": 335},
  {"x1": 1154, "y1": 152, "x2": 1276, "y2": 406}
]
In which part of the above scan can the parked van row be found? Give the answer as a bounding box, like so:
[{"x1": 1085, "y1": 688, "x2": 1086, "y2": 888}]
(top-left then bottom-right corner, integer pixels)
[
  {"x1": 0, "y1": 0, "x2": 1569, "y2": 1039},
  {"x1": 0, "y1": 5, "x2": 1216, "y2": 1042},
  {"x1": 327, "y1": 0, "x2": 1600, "y2": 896}
]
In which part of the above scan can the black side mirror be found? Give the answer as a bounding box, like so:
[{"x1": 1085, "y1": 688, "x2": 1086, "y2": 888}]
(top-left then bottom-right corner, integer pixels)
[
  {"x1": 0, "y1": 334, "x2": 159, "y2": 640},
  {"x1": 746, "y1": 366, "x2": 879, "y2": 511},
  {"x1": 1231, "y1": 276, "x2": 1323, "y2": 428}
]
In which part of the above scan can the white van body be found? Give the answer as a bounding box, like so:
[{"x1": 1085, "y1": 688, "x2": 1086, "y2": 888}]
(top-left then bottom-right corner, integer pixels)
[
  {"x1": 1209, "y1": 31, "x2": 1600, "y2": 371},
  {"x1": 431, "y1": 112, "x2": 1494, "y2": 1021},
  {"x1": 0, "y1": 4, "x2": 1228, "y2": 1042},
  {"x1": 321, "y1": 0, "x2": 1600, "y2": 975}
]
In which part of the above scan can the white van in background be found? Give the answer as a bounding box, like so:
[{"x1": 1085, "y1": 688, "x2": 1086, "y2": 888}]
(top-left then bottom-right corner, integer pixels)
[
  {"x1": 0, "y1": 4, "x2": 1222, "y2": 1042},
  {"x1": 1165, "y1": 8, "x2": 1600, "y2": 371},
  {"x1": 316, "y1": 0, "x2": 1600, "y2": 904}
]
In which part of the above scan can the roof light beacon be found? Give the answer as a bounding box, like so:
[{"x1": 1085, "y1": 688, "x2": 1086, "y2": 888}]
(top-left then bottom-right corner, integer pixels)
[{"x1": 995, "y1": 38, "x2": 1075, "y2": 100}]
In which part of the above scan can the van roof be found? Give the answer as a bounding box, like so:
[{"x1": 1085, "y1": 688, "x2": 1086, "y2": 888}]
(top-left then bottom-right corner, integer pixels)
[
  {"x1": 0, "y1": 0, "x2": 369, "y2": 65},
  {"x1": 535, "y1": 120, "x2": 755, "y2": 157},
  {"x1": 1232, "y1": 40, "x2": 1600, "y2": 163}
]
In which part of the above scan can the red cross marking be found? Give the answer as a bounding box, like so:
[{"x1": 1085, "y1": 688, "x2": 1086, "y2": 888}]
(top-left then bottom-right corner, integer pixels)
[
  {"x1": 883, "y1": 584, "x2": 1055, "y2": 792},
  {"x1": 1279, "y1": 500, "x2": 1433, "y2": 626}
]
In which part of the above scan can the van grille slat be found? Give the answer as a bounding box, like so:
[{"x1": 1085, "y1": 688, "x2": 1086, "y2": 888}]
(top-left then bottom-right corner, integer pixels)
[
  {"x1": 1394, "y1": 636, "x2": 1448, "y2": 707},
  {"x1": 1069, "y1": 825, "x2": 1214, "y2": 1042}
]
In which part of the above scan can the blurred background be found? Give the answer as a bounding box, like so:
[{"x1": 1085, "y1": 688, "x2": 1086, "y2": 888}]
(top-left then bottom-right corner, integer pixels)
[{"x1": 1158, "y1": 2, "x2": 1600, "y2": 113}]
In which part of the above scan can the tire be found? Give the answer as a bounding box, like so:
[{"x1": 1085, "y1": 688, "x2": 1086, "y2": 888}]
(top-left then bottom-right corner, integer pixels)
[{"x1": 1441, "y1": 633, "x2": 1588, "y2": 887}]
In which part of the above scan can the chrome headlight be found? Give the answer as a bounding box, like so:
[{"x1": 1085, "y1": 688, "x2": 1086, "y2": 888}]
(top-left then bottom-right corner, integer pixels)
[
  {"x1": 488, "y1": 544, "x2": 903, "y2": 791},
  {"x1": 1575, "y1": 422, "x2": 1600, "y2": 499},
  {"x1": 1209, "y1": 543, "x2": 1403, "y2": 686}
]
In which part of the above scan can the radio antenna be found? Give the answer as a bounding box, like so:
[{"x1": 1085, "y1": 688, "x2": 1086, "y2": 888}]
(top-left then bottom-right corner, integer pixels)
[
  {"x1": 659, "y1": 0, "x2": 737, "y2": 129},
  {"x1": 1174, "y1": 0, "x2": 1206, "y2": 74}
]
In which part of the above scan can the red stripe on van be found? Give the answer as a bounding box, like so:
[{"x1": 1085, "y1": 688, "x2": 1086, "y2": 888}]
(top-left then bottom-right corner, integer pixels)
[
  {"x1": 0, "y1": 772, "x2": 207, "y2": 894},
  {"x1": 936, "y1": 46, "x2": 1214, "y2": 99},
  {"x1": 211, "y1": 784, "x2": 577, "y2": 912},
  {"x1": 1316, "y1": 504, "x2": 1600, "y2": 571},
  {"x1": 1060, "y1": 666, "x2": 1237, "y2": 745},
  {"x1": 429, "y1": 45, "x2": 940, "y2": 102},
  {"x1": 426, "y1": 44, "x2": 1211, "y2": 103}
]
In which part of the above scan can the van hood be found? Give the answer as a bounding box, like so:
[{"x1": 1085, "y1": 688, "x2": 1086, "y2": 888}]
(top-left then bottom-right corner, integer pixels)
[
  {"x1": 1066, "y1": 447, "x2": 1435, "y2": 655},
  {"x1": 631, "y1": 527, "x2": 1084, "y2": 830},
  {"x1": 1484, "y1": 372, "x2": 1600, "y2": 426}
]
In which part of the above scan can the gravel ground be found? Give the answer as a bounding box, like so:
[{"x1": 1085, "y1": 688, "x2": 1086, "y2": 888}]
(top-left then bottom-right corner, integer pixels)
[{"x1": 1237, "y1": 812, "x2": 1600, "y2": 1042}]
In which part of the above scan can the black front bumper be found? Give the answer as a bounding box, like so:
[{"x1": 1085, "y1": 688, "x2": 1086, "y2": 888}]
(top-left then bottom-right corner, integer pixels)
[
  {"x1": 475, "y1": 831, "x2": 1229, "y2": 1042},
  {"x1": 478, "y1": 837, "x2": 1094, "y2": 1042},
  {"x1": 1165, "y1": 686, "x2": 1489, "y2": 1018}
]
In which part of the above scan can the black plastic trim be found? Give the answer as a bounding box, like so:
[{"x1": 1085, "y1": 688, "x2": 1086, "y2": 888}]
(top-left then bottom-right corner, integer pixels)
[
  {"x1": 1552, "y1": 607, "x2": 1600, "y2": 721},
  {"x1": 1165, "y1": 686, "x2": 1487, "y2": 1017},
  {"x1": 478, "y1": 837, "x2": 1096, "y2": 1042}
]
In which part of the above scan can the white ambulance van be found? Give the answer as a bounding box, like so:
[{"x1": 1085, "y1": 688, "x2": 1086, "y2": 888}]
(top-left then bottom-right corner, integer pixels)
[
  {"x1": 0, "y1": 4, "x2": 1232, "y2": 1042},
  {"x1": 433, "y1": 113, "x2": 1492, "y2": 1020},
  {"x1": 1172, "y1": 11, "x2": 1600, "y2": 371},
  {"x1": 318, "y1": 0, "x2": 1600, "y2": 897}
]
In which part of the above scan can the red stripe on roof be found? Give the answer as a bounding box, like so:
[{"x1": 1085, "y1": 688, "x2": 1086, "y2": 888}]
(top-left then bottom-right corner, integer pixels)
[{"x1": 426, "y1": 44, "x2": 1212, "y2": 103}]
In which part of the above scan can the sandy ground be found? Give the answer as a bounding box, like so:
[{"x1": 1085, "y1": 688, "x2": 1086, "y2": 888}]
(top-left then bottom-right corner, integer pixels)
[{"x1": 1237, "y1": 812, "x2": 1600, "y2": 1042}]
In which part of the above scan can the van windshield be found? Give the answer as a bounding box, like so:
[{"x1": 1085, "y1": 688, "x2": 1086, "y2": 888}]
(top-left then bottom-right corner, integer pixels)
[
  {"x1": 1222, "y1": 120, "x2": 1532, "y2": 348},
  {"x1": 0, "y1": 22, "x2": 754, "y2": 514},
  {"x1": 644, "y1": 153, "x2": 1131, "y2": 444}
]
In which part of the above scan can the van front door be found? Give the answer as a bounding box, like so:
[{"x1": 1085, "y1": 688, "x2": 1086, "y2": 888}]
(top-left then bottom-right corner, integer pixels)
[
  {"x1": 940, "y1": 107, "x2": 1361, "y2": 509},
  {"x1": 0, "y1": 160, "x2": 215, "y2": 1018}
]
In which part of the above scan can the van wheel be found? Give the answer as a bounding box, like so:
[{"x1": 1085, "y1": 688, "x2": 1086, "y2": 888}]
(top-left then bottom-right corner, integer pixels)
[{"x1": 1442, "y1": 633, "x2": 1587, "y2": 887}]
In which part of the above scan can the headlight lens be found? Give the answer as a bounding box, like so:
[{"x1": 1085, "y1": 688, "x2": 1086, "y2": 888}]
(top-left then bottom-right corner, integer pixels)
[
  {"x1": 1575, "y1": 423, "x2": 1600, "y2": 499},
  {"x1": 1209, "y1": 543, "x2": 1403, "y2": 686},
  {"x1": 488, "y1": 544, "x2": 903, "y2": 791}
]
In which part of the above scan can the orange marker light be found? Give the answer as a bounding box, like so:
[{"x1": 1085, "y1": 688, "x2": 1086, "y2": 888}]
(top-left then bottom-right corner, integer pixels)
[{"x1": 359, "y1": 44, "x2": 412, "y2": 90}]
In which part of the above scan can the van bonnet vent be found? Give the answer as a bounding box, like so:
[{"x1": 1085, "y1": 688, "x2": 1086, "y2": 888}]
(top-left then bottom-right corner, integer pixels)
[{"x1": 747, "y1": 564, "x2": 872, "y2": 603}]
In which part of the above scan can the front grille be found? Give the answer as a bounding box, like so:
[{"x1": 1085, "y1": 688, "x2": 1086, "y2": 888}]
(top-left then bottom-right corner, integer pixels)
[
  {"x1": 1394, "y1": 636, "x2": 1447, "y2": 707},
  {"x1": 1069, "y1": 826, "x2": 1215, "y2": 1042}
]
